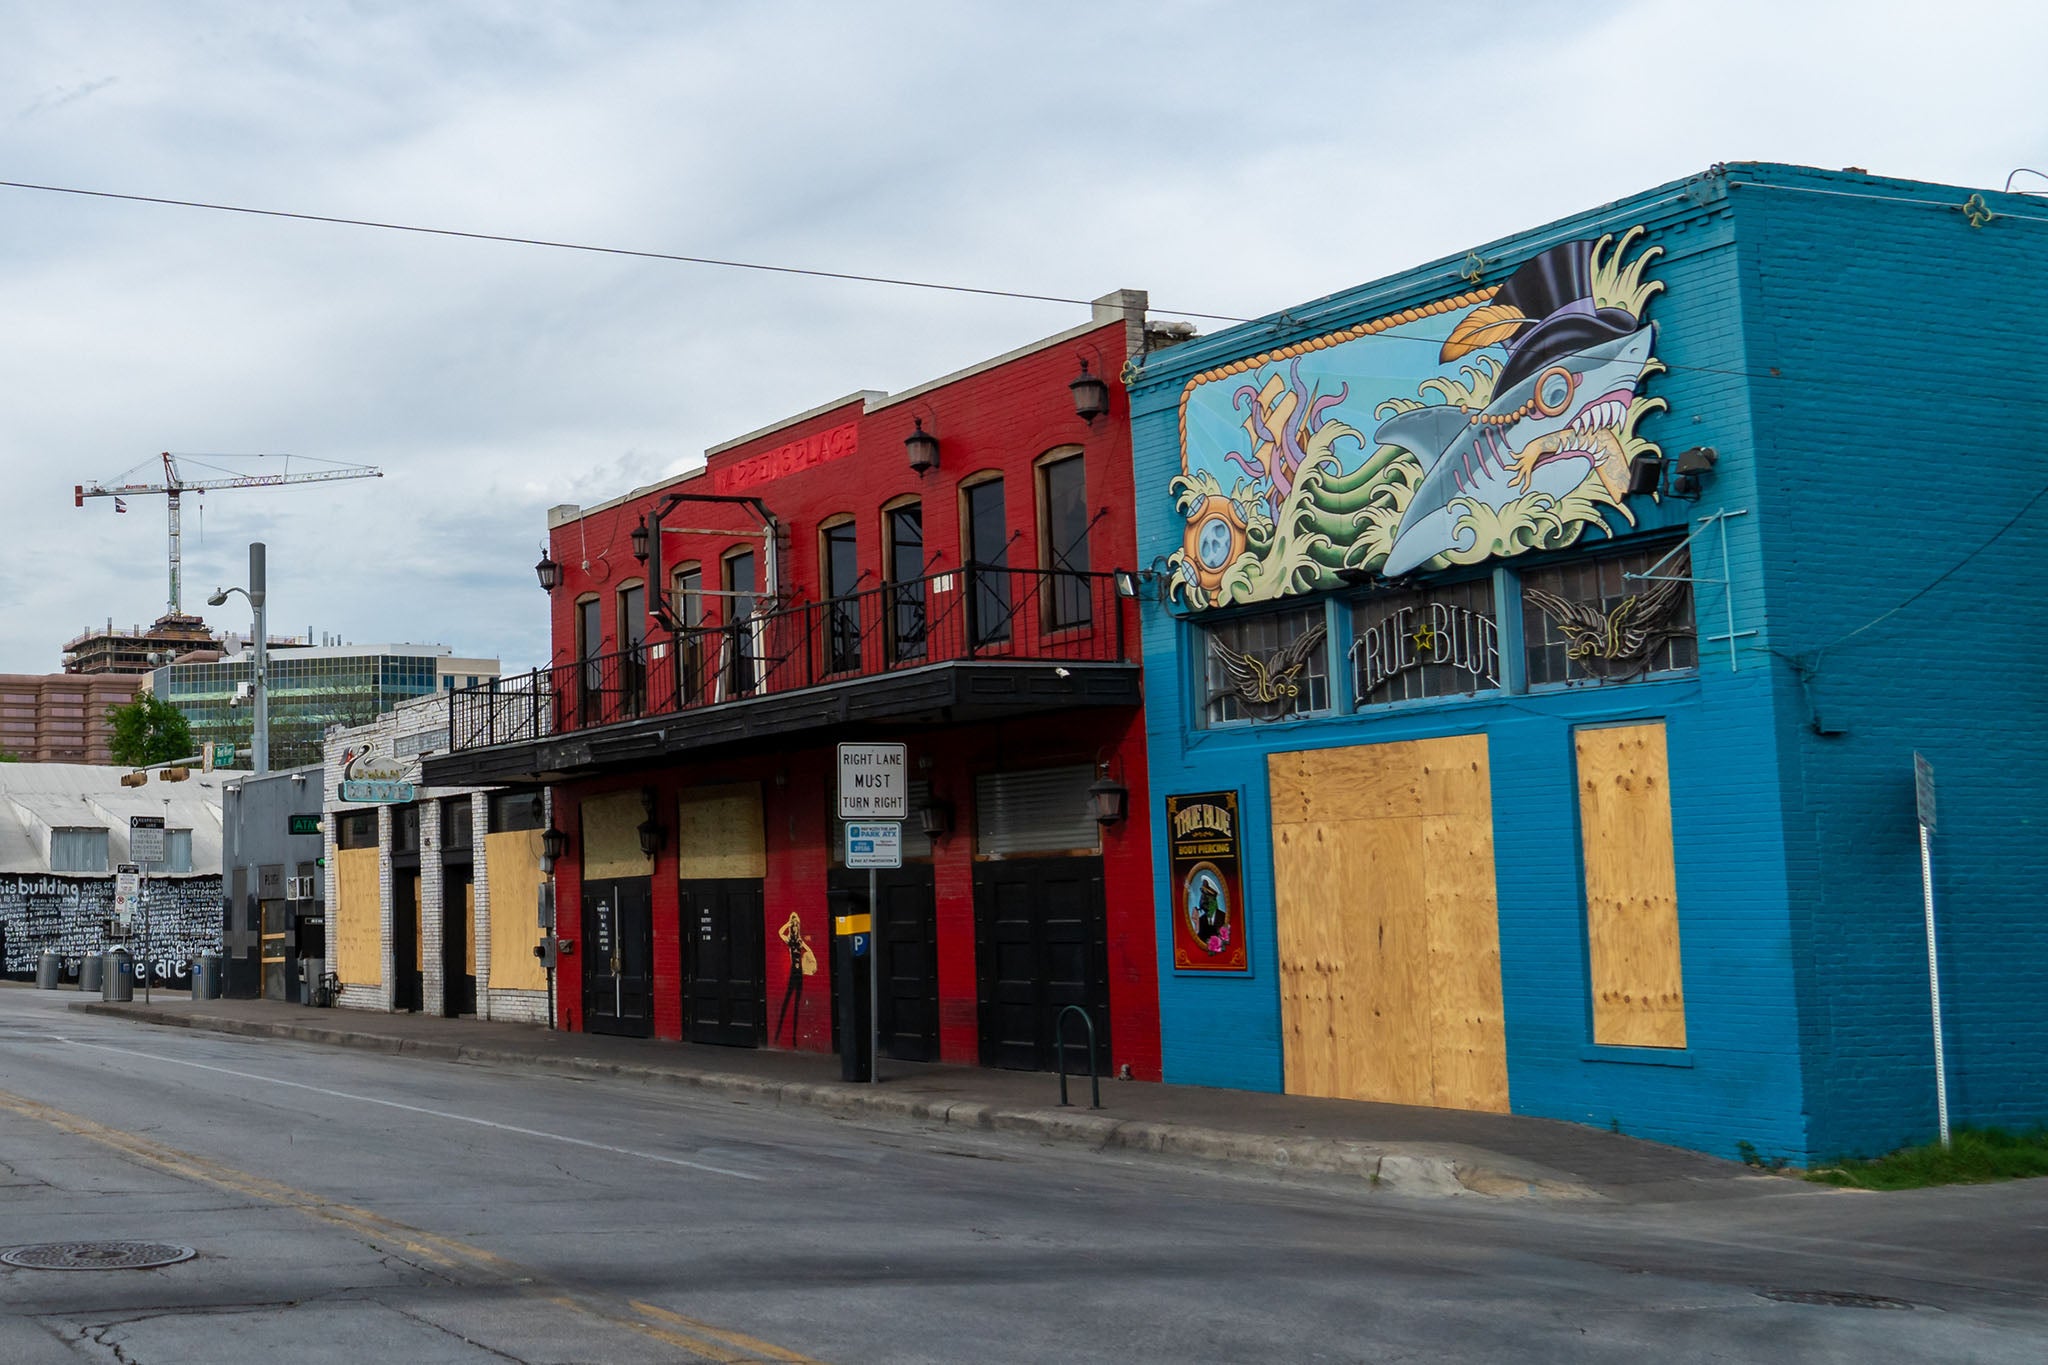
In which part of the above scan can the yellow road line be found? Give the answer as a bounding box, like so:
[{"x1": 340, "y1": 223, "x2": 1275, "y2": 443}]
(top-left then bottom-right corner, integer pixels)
[{"x1": 0, "y1": 1087, "x2": 827, "y2": 1364}]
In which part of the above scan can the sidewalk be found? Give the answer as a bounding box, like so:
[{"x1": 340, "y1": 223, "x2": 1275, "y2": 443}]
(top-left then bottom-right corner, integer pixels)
[{"x1": 66, "y1": 992, "x2": 1777, "y2": 1204}]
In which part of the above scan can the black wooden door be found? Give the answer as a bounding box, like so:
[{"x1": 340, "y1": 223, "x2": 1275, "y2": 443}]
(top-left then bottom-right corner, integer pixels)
[
  {"x1": 828, "y1": 866, "x2": 940, "y2": 1063},
  {"x1": 682, "y1": 879, "x2": 766, "y2": 1048},
  {"x1": 973, "y1": 858, "x2": 1111, "y2": 1072},
  {"x1": 443, "y1": 867, "x2": 476, "y2": 1017},
  {"x1": 392, "y1": 871, "x2": 423, "y2": 1013},
  {"x1": 582, "y1": 877, "x2": 653, "y2": 1038}
]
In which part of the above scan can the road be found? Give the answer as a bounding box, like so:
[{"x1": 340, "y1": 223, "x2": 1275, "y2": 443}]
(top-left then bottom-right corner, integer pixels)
[{"x1": 0, "y1": 986, "x2": 2042, "y2": 1363}]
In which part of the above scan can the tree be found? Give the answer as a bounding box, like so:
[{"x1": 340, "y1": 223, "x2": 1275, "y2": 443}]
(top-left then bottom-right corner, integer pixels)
[
  {"x1": 0, "y1": 749, "x2": 20, "y2": 762},
  {"x1": 107, "y1": 694, "x2": 195, "y2": 767}
]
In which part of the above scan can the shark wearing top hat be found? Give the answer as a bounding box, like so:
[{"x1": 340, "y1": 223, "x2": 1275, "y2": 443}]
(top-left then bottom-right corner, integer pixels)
[{"x1": 1373, "y1": 241, "x2": 1658, "y2": 577}]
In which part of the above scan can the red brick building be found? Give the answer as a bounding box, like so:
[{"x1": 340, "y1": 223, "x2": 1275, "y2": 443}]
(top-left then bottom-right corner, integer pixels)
[{"x1": 429, "y1": 291, "x2": 1169, "y2": 1079}]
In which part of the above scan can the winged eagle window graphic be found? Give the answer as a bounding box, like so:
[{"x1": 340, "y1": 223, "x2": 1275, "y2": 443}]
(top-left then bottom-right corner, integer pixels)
[
  {"x1": 1522, "y1": 574, "x2": 1692, "y2": 681},
  {"x1": 1209, "y1": 622, "x2": 1327, "y2": 721}
]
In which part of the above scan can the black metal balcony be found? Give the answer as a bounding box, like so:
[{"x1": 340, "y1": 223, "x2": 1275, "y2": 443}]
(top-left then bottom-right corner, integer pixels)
[{"x1": 430, "y1": 566, "x2": 1137, "y2": 785}]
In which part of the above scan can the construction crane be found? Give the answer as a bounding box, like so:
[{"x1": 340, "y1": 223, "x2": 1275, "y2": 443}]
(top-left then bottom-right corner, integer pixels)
[{"x1": 75, "y1": 452, "x2": 382, "y2": 618}]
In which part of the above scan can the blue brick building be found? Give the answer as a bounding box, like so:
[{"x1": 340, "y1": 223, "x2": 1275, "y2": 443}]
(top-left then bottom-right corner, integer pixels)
[{"x1": 1124, "y1": 163, "x2": 2047, "y2": 1163}]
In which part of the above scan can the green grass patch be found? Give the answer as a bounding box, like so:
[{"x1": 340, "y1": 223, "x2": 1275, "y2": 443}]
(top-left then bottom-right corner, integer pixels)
[{"x1": 1805, "y1": 1126, "x2": 2048, "y2": 1190}]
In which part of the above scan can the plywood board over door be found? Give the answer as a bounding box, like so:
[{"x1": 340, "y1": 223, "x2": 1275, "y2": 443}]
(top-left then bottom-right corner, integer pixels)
[
  {"x1": 1269, "y1": 734, "x2": 1509, "y2": 1113},
  {"x1": 1574, "y1": 722, "x2": 1687, "y2": 1048},
  {"x1": 333, "y1": 847, "x2": 382, "y2": 987}
]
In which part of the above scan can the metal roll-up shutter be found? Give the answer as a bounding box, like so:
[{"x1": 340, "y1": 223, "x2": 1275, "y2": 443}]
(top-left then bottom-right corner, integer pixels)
[{"x1": 974, "y1": 766, "x2": 1099, "y2": 858}]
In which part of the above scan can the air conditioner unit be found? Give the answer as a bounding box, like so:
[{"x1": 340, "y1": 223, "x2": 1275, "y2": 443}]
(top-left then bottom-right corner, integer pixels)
[{"x1": 285, "y1": 876, "x2": 315, "y2": 900}]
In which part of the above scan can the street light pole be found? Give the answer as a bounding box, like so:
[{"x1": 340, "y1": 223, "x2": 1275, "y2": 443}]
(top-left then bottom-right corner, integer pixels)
[{"x1": 250, "y1": 542, "x2": 268, "y2": 775}]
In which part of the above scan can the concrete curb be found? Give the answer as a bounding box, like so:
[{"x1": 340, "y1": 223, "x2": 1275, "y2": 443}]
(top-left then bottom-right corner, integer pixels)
[{"x1": 69, "y1": 1002, "x2": 1600, "y2": 1201}]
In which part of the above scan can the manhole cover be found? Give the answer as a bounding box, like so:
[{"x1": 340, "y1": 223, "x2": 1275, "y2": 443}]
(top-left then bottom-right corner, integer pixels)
[
  {"x1": 1, "y1": 1242, "x2": 196, "y2": 1272},
  {"x1": 1760, "y1": 1289, "x2": 1914, "y2": 1310}
]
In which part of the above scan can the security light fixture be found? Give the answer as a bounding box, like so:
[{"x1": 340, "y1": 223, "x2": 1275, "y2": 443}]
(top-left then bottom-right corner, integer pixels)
[
  {"x1": 535, "y1": 548, "x2": 562, "y2": 592},
  {"x1": 1070, "y1": 358, "x2": 1110, "y2": 422},
  {"x1": 630, "y1": 516, "x2": 650, "y2": 564},
  {"x1": 905, "y1": 417, "x2": 940, "y2": 476},
  {"x1": 1087, "y1": 771, "x2": 1129, "y2": 826},
  {"x1": 1671, "y1": 446, "x2": 1719, "y2": 498}
]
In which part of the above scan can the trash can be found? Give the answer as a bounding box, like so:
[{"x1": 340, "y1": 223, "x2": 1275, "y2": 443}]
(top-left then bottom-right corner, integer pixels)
[
  {"x1": 196, "y1": 952, "x2": 222, "y2": 1001},
  {"x1": 79, "y1": 952, "x2": 104, "y2": 994},
  {"x1": 35, "y1": 950, "x2": 61, "y2": 990},
  {"x1": 101, "y1": 946, "x2": 134, "y2": 1003}
]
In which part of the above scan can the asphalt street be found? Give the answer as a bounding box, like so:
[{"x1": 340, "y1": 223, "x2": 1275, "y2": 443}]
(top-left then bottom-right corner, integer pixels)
[{"x1": 0, "y1": 986, "x2": 2043, "y2": 1364}]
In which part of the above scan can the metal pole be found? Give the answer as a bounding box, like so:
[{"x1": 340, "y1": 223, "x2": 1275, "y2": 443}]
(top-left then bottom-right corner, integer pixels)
[
  {"x1": 1920, "y1": 822, "x2": 1951, "y2": 1149},
  {"x1": 868, "y1": 865, "x2": 879, "y2": 1085},
  {"x1": 250, "y1": 542, "x2": 269, "y2": 775},
  {"x1": 142, "y1": 867, "x2": 151, "y2": 1004}
]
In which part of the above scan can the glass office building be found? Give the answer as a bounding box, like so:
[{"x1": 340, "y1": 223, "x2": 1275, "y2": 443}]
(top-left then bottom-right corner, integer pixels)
[{"x1": 151, "y1": 644, "x2": 499, "y2": 770}]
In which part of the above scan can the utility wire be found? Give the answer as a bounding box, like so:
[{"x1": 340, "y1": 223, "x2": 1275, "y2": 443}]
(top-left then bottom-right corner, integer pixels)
[
  {"x1": 0, "y1": 178, "x2": 1252, "y2": 323},
  {"x1": 1806, "y1": 476, "x2": 2048, "y2": 658}
]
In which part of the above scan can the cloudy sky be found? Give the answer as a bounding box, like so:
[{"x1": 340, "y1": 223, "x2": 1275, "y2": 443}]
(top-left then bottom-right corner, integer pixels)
[{"x1": 3, "y1": 1, "x2": 2043, "y2": 675}]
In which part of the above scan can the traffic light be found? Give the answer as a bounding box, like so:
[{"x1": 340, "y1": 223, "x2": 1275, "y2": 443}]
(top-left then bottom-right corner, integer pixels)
[
  {"x1": 120, "y1": 771, "x2": 148, "y2": 788},
  {"x1": 158, "y1": 766, "x2": 190, "y2": 782}
]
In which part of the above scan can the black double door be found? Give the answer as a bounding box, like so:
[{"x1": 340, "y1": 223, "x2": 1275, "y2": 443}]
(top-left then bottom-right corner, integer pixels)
[
  {"x1": 392, "y1": 867, "x2": 423, "y2": 1013},
  {"x1": 582, "y1": 877, "x2": 654, "y2": 1038},
  {"x1": 973, "y1": 857, "x2": 1111, "y2": 1073},
  {"x1": 681, "y1": 879, "x2": 766, "y2": 1048},
  {"x1": 828, "y1": 866, "x2": 940, "y2": 1063},
  {"x1": 443, "y1": 865, "x2": 476, "y2": 1017}
]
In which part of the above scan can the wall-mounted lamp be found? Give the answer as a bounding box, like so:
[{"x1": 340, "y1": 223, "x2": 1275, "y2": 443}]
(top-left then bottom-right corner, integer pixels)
[
  {"x1": 1627, "y1": 446, "x2": 1718, "y2": 501},
  {"x1": 1070, "y1": 358, "x2": 1110, "y2": 423},
  {"x1": 905, "y1": 417, "x2": 940, "y2": 476},
  {"x1": 630, "y1": 516, "x2": 650, "y2": 564},
  {"x1": 636, "y1": 816, "x2": 666, "y2": 858},
  {"x1": 535, "y1": 547, "x2": 562, "y2": 592},
  {"x1": 917, "y1": 796, "x2": 954, "y2": 840},
  {"x1": 540, "y1": 825, "x2": 569, "y2": 874},
  {"x1": 1113, "y1": 567, "x2": 1162, "y2": 601},
  {"x1": 1087, "y1": 768, "x2": 1129, "y2": 826}
]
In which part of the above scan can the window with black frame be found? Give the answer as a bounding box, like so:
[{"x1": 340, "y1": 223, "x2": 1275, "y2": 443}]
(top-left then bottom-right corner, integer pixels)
[
  {"x1": 822, "y1": 520, "x2": 862, "y2": 674},
  {"x1": 1351, "y1": 578, "x2": 1501, "y2": 707},
  {"x1": 1202, "y1": 607, "x2": 1330, "y2": 726},
  {"x1": 575, "y1": 596, "x2": 603, "y2": 724},
  {"x1": 672, "y1": 565, "x2": 705, "y2": 702},
  {"x1": 723, "y1": 550, "x2": 759, "y2": 695},
  {"x1": 885, "y1": 501, "x2": 927, "y2": 663},
  {"x1": 964, "y1": 478, "x2": 1011, "y2": 647},
  {"x1": 1520, "y1": 545, "x2": 1697, "y2": 687},
  {"x1": 1039, "y1": 454, "x2": 1091, "y2": 629},
  {"x1": 617, "y1": 582, "x2": 646, "y2": 716}
]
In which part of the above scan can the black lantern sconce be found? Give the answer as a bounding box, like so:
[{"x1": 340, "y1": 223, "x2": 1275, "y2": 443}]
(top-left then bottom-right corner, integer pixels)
[
  {"x1": 905, "y1": 417, "x2": 940, "y2": 476},
  {"x1": 917, "y1": 795, "x2": 954, "y2": 840},
  {"x1": 540, "y1": 825, "x2": 569, "y2": 874},
  {"x1": 630, "y1": 515, "x2": 650, "y2": 564},
  {"x1": 535, "y1": 546, "x2": 562, "y2": 593},
  {"x1": 1070, "y1": 357, "x2": 1110, "y2": 423},
  {"x1": 1087, "y1": 766, "x2": 1129, "y2": 826},
  {"x1": 636, "y1": 787, "x2": 666, "y2": 858}
]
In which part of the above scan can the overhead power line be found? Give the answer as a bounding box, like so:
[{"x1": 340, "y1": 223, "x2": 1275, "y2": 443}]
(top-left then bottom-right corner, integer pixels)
[{"x1": 0, "y1": 178, "x2": 1253, "y2": 324}]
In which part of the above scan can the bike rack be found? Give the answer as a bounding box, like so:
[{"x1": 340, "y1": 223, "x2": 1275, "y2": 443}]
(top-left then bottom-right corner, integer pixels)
[{"x1": 1055, "y1": 1004, "x2": 1102, "y2": 1109}]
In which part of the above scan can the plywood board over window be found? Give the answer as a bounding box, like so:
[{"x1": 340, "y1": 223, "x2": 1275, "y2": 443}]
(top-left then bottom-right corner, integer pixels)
[
  {"x1": 582, "y1": 791, "x2": 650, "y2": 880},
  {"x1": 676, "y1": 783, "x2": 766, "y2": 881},
  {"x1": 485, "y1": 828, "x2": 547, "y2": 992},
  {"x1": 334, "y1": 846, "x2": 382, "y2": 987},
  {"x1": 1575, "y1": 723, "x2": 1687, "y2": 1048},
  {"x1": 1269, "y1": 734, "x2": 1509, "y2": 1113}
]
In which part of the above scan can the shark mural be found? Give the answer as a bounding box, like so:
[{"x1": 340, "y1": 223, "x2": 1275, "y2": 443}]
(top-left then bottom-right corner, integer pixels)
[{"x1": 1166, "y1": 229, "x2": 1667, "y2": 607}]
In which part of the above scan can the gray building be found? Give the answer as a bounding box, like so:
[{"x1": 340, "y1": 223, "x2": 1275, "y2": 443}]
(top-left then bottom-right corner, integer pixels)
[{"x1": 219, "y1": 766, "x2": 327, "y2": 1000}]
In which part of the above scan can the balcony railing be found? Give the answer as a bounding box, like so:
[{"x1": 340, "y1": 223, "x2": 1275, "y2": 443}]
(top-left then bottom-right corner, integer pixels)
[{"x1": 449, "y1": 566, "x2": 1130, "y2": 753}]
